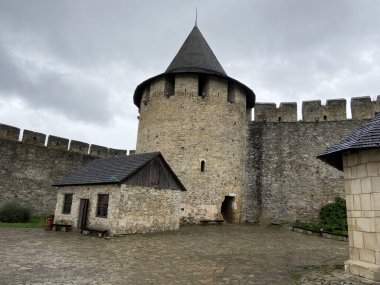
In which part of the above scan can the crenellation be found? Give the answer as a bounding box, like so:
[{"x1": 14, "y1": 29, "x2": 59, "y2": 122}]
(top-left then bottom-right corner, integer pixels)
[
  {"x1": 254, "y1": 103, "x2": 277, "y2": 122},
  {"x1": 108, "y1": 148, "x2": 127, "y2": 157},
  {"x1": 302, "y1": 99, "x2": 347, "y2": 122},
  {"x1": 47, "y1": 135, "x2": 69, "y2": 150},
  {"x1": 89, "y1": 144, "x2": 108, "y2": 157},
  {"x1": 0, "y1": 123, "x2": 20, "y2": 141},
  {"x1": 129, "y1": 150, "x2": 136, "y2": 155},
  {"x1": 351, "y1": 96, "x2": 380, "y2": 120},
  {"x1": 69, "y1": 140, "x2": 89, "y2": 155},
  {"x1": 326, "y1": 99, "x2": 347, "y2": 121},
  {"x1": 22, "y1": 130, "x2": 46, "y2": 146},
  {"x1": 254, "y1": 102, "x2": 297, "y2": 122}
]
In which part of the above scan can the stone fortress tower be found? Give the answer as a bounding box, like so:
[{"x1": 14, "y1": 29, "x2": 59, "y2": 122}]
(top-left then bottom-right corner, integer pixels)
[{"x1": 134, "y1": 25, "x2": 255, "y2": 223}]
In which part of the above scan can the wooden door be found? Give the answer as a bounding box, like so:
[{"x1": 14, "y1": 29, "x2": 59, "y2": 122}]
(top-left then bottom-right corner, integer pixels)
[{"x1": 78, "y1": 199, "x2": 89, "y2": 230}]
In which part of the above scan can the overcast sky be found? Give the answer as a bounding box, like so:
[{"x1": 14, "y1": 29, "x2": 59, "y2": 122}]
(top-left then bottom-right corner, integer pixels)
[{"x1": 0, "y1": 0, "x2": 379, "y2": 150}]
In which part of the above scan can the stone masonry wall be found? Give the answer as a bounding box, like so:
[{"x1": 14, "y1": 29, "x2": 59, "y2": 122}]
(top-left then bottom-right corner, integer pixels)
[
  {"x1": 136, "y1": 74, "x2": 250, "y2": 223},
  {"x1": 0, "y1": 123, "x2": 130, "y2": 216},
  {"x1": 245, "y1": 120, "x2": 367, "y2": 223},
  {"x1": 343, "y1": 149, "x2": 380, "y2": 281},
  {"x1": 54, "y1": 185, "x2": 182, "y2": 235}
]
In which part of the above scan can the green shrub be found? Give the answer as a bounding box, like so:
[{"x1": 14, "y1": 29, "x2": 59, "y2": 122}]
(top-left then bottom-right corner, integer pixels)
[
  {"x1": 0, "y1": 202, "x2": 32, "y2": 223},
  {"x1": 319, "y1": 197, "x2": 347, "y2": 231}
]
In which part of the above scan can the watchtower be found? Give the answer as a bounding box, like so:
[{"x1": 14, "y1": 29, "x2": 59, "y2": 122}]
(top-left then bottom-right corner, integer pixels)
[{"x1": 133, "y1": 25, "x2": 255, "y2": 223}]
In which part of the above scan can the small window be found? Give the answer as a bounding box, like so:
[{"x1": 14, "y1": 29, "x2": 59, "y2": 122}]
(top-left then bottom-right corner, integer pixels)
[
  {"x1": 227, "y1": 83, "x2": 235, "y2": 103},
  {"x1": 97, "y1": 194, "x2": 109, "y2": 218},
  {"x1": 278, "y1": 117, "x2": 282, "y2": 122},
  {"x1": 165, "y1": 75, "x2": 175, "y2": 97},
  {"x1": 198, "y1": 75, "x2": 207, "y2": 97},
  {"x1": 323, "y1": 115, "x2": 327, "y2": 121},
  {"x1": 62, "y1": 194, "x2": 73, "y2": 214},
  {"x1": 201, "y1": 160, "x2": 205, "y2": 172}
]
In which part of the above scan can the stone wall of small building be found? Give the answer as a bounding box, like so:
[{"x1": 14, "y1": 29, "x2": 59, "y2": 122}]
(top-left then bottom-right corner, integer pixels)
[
  {"x1": 54, "y1": 185, "x2": 182, "y2": 235},
  {"x1": 245, "y1": 120, "x2": 367, "y2": 223}
]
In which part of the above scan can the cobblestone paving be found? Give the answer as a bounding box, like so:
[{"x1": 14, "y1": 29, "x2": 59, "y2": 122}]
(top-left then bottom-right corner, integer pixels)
[{"x1": 0, "y1": 224, "x2": 375, "y2": 284}]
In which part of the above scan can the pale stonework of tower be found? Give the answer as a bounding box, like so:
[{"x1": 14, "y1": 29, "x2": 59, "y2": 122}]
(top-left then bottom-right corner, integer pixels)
[{"x1": 133, "y1": 26, "x2": 255, "y2": 223}]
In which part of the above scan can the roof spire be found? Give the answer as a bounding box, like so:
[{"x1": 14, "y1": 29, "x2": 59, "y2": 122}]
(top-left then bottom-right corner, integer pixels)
[{"x1": 195, "y1": 7, "x2": 198, "y2": 27}]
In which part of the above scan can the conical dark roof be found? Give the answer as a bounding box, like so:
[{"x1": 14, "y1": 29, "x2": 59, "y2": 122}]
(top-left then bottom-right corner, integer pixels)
[
  {"x1": 165, "y1": 26, "x2": 227, "y2": 76},
  {"x1": 133, "y1": 26, "x2": 255, "y2": 109},
  {"x1": 318, "y1": 113, "x2": 380, "y2": 170}
]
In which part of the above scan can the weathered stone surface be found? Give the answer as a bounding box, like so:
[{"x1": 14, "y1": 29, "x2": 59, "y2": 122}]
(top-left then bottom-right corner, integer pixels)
[
  {"x1": 0, "y1": 139, "x2": 96, "y2": 216},
  {"x1": 54, "y1": 185, "x2": 182, "y2": 235},
  {"x1": 245, "y1": 120, "x2": 367, "y2": 223},
  {"x1": 0, "y1": 225, "x2": 366, "y2": 285},
  {"x1": 344, "y1": 150, "x2": 380, "y2": 281},
  {"x1": 136, "y1": 74, "x2": 249, "y2": 223}
]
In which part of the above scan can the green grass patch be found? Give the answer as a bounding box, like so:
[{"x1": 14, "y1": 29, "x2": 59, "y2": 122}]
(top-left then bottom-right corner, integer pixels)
[{"x1": 0, "y1": 216, "x2": 46, "y2": 228}]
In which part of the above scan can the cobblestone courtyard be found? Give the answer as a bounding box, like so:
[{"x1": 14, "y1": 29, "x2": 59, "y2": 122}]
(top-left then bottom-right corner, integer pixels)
[{"x1": 0, "y1": 225, "x2": 374, "y2": 285}]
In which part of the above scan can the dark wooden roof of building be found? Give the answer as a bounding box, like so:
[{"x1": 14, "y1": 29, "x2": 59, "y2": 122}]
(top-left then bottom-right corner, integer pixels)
[
  {"x1": 318, "y1": 113, "x2": 380, "y2": 170},
  {"x1": 133, "y1": 25, "x2": 255, "y2": 109},
  {"x1": 53, "y1": 152, "x2": 186, "y2": 191}
]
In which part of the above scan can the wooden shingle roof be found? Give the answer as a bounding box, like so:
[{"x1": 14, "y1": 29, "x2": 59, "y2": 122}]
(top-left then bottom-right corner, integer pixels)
[
  {"x1": 53, "y1": 152, "x2": 185, "y2": 190},
  {"x1": 318, "y1": 113, "x2": 380, "y2": 170}
]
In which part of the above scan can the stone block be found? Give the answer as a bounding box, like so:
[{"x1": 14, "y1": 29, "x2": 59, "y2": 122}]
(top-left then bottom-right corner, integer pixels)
[
  {"x1": 353, "y1": 195, "x2": 361, "y2": 211},
  {"x1": 356, "y1": 218, "x2": 375, "y2": 232},
  {"x1": 351, "y1": 179, "x2": 362, "y2": 194},
  {"x1": 346, "y1": 194, "x2": 354, "y2": 210},
  {"x1": 346, "y1": 259, "x2": 380, "y2": 281},
  {"x1": 376, "y1": 252, "x2": 380, "y2": 265},
  {"x1": 345, "y1": 180, "x2": 351, "y2": 195},
  {"x1": 359, "y1": 248, "x2": 376, "y2": 264},
  {"x1": 89, "y1": 145, "x2": 108, "y2": 157},
  {"x1": 372, "y1": 177, "x2": 380, "y2": 192},
  {"x1": 350, "y1": 247, "x2": 360, "y2": 260},
  {"x1": 357, "y1": 164, "x2": 368, "y2": 178},
  {"x1": 361, "y1": 177, "x2": 373, "y2": 194},
  {"x1": 350, "y1": 166, "x2": 357, "y2": 179},
  {"x1": 353, "y1": 231, "x2": 364, "y2": 248},
  {"x1": 373, "y1": 194, "x2": 380, "y2": 210},
  {"x1": 367, "y1": 163, "x2": 380, "y2": 177},
  {"x1": 363, "y1": 232, "x2": 378, "y2": 251},
  {"x1": 363, "y1": 211, "x2": 375, "y2": 218},
  {"x1": 360, "y1": 194, "x2": 372, "y2": 211},
  {"x1": 351, "y1": 211, "x2": 362, "y2": 218}
]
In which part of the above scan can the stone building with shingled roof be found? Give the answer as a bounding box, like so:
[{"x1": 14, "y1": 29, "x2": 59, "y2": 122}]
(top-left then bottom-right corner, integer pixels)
[
  {"x1": 318, "y1": 113, "x2": 380, "y2": 281},
  {"x1": 53, "y1": 152, "x2": 186, "y2": 235}
]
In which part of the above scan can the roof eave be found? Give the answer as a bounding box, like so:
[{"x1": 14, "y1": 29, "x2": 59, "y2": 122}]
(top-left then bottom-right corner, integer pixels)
[{"x1": 133, "y1": 72, "x2": 255, "y2": 109}]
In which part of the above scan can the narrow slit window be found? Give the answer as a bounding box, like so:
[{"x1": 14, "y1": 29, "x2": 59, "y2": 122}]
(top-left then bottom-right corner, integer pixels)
[
  {"x1": 198, "y1": 75, "x2": 207, "y2": 97},
  {"x1": 165, "y1": 75, "x2": 175, "y2": 97},
  {"x1": 201, "y1": 160, "x2": 205, "y2": 172},
  {"x1": 278, "y1": 117, "x2": 282, "y2": 122},
  {"x1": 323, "y1": 115, "x2": 327, "y2": 121},
  {"x1": 227, "y1": 83, "x2": 235, "y2": 103}
]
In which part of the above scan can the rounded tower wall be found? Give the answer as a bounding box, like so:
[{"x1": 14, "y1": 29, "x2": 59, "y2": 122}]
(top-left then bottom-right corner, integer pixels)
[{"x1": 136, "y1": 73, "x2": 249, "y2": 223}]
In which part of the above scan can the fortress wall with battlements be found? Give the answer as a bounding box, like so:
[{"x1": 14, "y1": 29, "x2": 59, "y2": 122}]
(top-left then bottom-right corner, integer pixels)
[
  {"x1": 254, "y1": 96, "x2": 380, "y2": 122},
  {"x1": 245, "y1": 120, "x2": 368, "y2": 223},
  {"x1": 245, "y1": 95, "x2": 379, "y2": 223},
  {"x1": 0, "y1": 123, "x2": 130, "y2": 216}
]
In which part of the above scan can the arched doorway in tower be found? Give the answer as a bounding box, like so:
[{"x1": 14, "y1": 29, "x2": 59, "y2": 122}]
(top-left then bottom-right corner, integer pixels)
[{"x1": 221, "y1": 196, "x2": 235, "y2": 223}]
